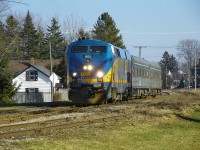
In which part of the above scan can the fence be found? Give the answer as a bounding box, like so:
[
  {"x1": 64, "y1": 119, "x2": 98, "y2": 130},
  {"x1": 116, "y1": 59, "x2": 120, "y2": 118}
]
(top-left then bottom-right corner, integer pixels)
[{"x1": 14, "y1": 92, "x2": 51, "y2": 103}]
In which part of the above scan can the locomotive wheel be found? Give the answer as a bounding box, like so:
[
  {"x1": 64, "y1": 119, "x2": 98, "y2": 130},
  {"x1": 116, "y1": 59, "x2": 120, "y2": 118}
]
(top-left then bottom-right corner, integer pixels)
[{"x1": 102, "y1": 100, "x2": 108, "y2": 104}]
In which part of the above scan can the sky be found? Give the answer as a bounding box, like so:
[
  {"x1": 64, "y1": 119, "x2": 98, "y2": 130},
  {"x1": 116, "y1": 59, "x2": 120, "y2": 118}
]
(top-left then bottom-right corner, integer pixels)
[{"x1": 8, "y1": 0, "x2": 200, "y2": 62}]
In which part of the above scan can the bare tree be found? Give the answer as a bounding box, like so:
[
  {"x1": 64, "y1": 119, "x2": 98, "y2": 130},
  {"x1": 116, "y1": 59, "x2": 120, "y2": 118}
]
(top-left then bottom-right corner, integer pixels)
[
  {"x1": 0, "y1": 36, "x2": 18, "y2": 62},
  {"x1": 0, "y1": 0, "x2": 9, "y2": 14},
  {"x1": 63, "y1": 14, "x2": 88, "y2": 44},
  {"x1": 177, "y1": 39, "x2": 200, "y2": 87},
  {"x1": 0, "y1": 0, "x2": 25, "y2": 15},
  {"x1": 0, "y1": 0, "x2": 25, "y2": 63}
]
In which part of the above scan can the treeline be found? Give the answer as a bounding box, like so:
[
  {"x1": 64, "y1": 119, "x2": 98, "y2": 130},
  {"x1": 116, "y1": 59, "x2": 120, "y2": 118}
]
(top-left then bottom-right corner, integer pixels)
[
  {"x1": 1, "y1": 11, "x2": 126, "y2": 60},
  {"x1": 1, "y1": 11, "x2": 66, "y2": 59},
  {"x1": 160, "y1": 39, "x2": 200, "y2": 89}
]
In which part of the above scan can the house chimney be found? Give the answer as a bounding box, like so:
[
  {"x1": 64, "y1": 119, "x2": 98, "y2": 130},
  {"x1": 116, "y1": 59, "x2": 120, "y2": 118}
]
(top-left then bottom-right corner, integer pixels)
[{"x1": 30, "y1": 57, "x2": 34, "y2": 65}]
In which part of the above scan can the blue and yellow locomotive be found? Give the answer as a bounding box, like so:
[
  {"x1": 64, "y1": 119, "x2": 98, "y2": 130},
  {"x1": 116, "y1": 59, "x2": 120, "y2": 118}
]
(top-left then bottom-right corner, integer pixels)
[{"x1": 67, "y1": 39, "x2": 161, "y2": 104}]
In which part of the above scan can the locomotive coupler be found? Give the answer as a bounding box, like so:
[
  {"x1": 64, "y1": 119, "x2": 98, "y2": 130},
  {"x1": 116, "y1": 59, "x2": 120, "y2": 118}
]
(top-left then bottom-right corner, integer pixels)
[{"x1": 87, "y1": 88, "x2": 95, "y2": 98}]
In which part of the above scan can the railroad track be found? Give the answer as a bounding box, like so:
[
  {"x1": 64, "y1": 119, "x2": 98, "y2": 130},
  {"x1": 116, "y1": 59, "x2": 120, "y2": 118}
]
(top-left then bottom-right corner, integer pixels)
[
  {"x1": 0, "y1": 99, "x2": 136, "y2": 125},
  {"x1": 0, "y1": 113, "x2": 132, "y2": 139},
  {"x1": 0, "y1": 96, "x2": 163, "y2": 139},
  {"x1": 0, "y1": 105, "x2": 95, "y2": 125}
]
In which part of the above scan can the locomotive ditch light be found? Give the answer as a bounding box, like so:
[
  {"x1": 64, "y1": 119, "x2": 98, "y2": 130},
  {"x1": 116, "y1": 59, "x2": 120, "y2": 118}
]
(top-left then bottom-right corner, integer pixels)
[
  {"x1": 96, "y1": 71, "x2": 104, "y2": 78},
  {"x1": 72, "y1": 72, "x2": 77, "y2": 77}
]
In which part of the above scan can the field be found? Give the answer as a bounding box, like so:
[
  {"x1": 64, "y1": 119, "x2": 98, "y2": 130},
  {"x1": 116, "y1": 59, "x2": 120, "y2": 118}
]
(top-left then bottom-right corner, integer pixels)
[{"x1": 0, "y1": 89, "x2": 200, "y2": 150}]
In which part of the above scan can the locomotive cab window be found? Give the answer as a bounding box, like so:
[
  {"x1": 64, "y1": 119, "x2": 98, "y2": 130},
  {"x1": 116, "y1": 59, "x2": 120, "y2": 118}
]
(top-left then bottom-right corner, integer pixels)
[
  {"x1": 114, "y1": 48, "x2": 121, "y2": 57},
  {"x1": 90, "y1": 46, "x2": 106, "y2": 53},
  {"x1": 71, "y1": 46, "x2": 88, "y2": 53},
  {"x1": 124, "y1": 51, "x2": 127, "y2": 59}
]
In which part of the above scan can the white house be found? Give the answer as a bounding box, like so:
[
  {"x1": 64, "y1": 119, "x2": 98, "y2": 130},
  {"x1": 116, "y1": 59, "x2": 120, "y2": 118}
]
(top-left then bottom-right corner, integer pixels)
[{"x1": 13, "y1": 64, "x2": 61, "y2": 103}]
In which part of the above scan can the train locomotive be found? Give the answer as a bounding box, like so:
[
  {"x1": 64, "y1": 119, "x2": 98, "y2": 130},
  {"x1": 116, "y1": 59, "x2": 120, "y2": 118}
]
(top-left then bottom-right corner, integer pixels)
[{"x1": 67, "y1": 39, "x2": 161, "y2": 104}]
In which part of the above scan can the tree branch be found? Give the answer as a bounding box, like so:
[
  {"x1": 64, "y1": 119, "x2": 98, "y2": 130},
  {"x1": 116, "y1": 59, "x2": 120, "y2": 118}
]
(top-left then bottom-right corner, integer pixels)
[
  {"x1": 0, "y1": 0, "x2": 26, "y2": 5},
  {"x1": 0, "y1": 36, "x2": 18, "y2": 63}
]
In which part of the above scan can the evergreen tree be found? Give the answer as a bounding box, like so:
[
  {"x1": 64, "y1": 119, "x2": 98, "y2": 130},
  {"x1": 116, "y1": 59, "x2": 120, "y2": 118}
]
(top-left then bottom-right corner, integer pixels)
[
  {"x1": 47, "y1": 17, "x2": 65, "y2": 58},
  {"x1": 0, "y1": 57, "x2": 18, "y2": 103},
  {"x1": 93, "y1": 12, "x2": 125, "y2": 48},
  {"x1": 6, "y1": 15, "x2": 19, "y2": 38},
  {"x1": 21, "y1": 11, "x2": 39, "y2": 59},
  {"x1": 5, "y1": 15, "x2": 22, "y2": 59},
  {"x1": 0, "y1": 19, "x2": 19, "y2": 103},
  {"x1": 77, "y1": 28, "x2": 90, "y2": 40},
  {"x1": 0, "y1": 21, "x2": 16, "y2": 62},
  {"x1": 0, "y1": 1, "x2": 21, "y2": 103},
  {"x1": 36, "y1": 25, "x2": 48, "y2": 59},
  {"x1": 159, "y1": 51, "x2": 179, "y2": 89},
  {"x1": 0, "y1": 21, "x2": 6, "y2": 63}
]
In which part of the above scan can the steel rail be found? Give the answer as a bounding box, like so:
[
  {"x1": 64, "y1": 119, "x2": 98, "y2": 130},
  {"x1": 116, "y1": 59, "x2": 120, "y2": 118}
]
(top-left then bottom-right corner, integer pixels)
[
  {"x1": 0, "y1": 114, "x2": 131, "y2": 139},
  {"x1": 0, "y1": 100, "x2": 123, "y2": 125}
]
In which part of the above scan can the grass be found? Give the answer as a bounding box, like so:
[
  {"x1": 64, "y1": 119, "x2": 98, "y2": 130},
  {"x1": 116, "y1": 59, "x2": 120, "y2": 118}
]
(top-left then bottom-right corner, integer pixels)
[
  {"x1": 0, "y1": 106, "x2": 35, "y2": 115},
  {"x1": 1, "y1": 90, "x2": 200, "y2": 150}
]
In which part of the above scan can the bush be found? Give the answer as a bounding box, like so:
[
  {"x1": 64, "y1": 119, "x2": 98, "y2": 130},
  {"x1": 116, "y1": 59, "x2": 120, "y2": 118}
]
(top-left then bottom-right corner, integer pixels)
[{"x1": 53, "y1": 92, "x2": 62, "y2": 101}]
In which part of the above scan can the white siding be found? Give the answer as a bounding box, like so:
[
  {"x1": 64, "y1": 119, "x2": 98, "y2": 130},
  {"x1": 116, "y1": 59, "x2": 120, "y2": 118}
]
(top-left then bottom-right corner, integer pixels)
[{"x1": 50, "y1": 73, "x2": 61, "y2": 92}]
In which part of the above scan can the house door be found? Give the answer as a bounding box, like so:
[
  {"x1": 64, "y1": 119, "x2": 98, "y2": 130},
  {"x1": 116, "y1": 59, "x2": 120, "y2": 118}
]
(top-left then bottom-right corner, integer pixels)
[{"x1": 25, "y1": 88, "x2": 43, "y2": 103}]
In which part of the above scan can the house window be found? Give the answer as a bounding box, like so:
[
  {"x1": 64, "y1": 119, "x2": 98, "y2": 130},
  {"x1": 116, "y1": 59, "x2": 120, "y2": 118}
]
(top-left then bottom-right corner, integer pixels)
[
  {"x1": 26, "y1": 70, "x2": 38, "y2": 81},
  {"x1": 25, "y1": 88, "x2": 39, "y2": 93}
]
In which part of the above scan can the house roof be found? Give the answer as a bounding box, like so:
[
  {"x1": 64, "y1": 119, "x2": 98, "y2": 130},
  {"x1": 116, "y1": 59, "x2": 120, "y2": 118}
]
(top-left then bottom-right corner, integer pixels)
[
  {"x1": 29, "y1": 65, "x2": 61, "y2": 79},
  {"x1": 10, "y1": 59, "x2": 61, "y2": 76},
  {"x1": 14, "y1": 63, "x2": 61, "y2": 79},
  {"x1": 32, "y1": 65, "x2": 51, "y2": 77}
]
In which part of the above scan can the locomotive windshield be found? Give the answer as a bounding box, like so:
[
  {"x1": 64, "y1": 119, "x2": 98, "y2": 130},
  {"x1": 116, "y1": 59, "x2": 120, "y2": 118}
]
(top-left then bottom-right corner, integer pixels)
[
  {"x1": 71, "y1": 46, "x2": 88, "y2": 53},
  {"x1": 90, "y1": 46, "x2": 106, "y2": 53}
]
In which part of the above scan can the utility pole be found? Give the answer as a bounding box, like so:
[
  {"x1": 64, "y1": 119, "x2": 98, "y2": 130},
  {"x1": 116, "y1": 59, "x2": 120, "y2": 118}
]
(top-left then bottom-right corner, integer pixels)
[
  {"x1": 49, "y1": 41, "x2": 53, "y2": 102},
  {"x1": 166, "y1": 63, "x2": 168, "y2": 89},
  {"x1": 49, "y1": 41, "x2": 52, "y2": 75},
  {"x1": 194, "y1": 50, "x2": 197, "y2": 90},
  {"x1": 134, "y1": 46, "x2": 147, "y2": 58}
]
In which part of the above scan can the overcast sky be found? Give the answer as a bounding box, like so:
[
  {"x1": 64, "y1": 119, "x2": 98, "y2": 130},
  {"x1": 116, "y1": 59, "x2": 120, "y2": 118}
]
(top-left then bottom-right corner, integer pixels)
[{"x1": 9, "y1": 0, "x2": 200, "y2": 62}]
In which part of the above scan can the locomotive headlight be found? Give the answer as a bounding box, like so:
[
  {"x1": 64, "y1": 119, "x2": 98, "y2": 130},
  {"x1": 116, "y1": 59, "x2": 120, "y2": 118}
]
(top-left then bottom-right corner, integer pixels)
[
  {"x1": 83, "y1": 64, "x2": 93, "y2": 71},
  {"x1": 96, "y1": 71, "x2": 104, "y2": 78},
  {"x1": 72, "y1": 72, "x2": 77, "y2": 77},
  {"x1": 87, "y1": 65, "x2": 93, "y2": 71},
  {"x1": 83, "y1": 65, "x2": 87, "y2": 70}
]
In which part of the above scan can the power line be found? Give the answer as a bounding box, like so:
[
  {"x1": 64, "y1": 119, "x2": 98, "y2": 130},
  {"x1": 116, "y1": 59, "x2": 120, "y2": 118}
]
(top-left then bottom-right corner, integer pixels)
[
  {"x1": 128, "y1": 45, "x2": 176, "y2": 48},
  {"x1": 132, "y1": 45, "x2": 177, "y2": 57},
  {"x1": 145, "y1": 46, "x2": 176, "y2": 48},
  {"x1": 133, "y1": 46, "x2": 147, "y2": 58},
  {"x1": 122, "y1": 31, "x2": 200, "y2": 35}
]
